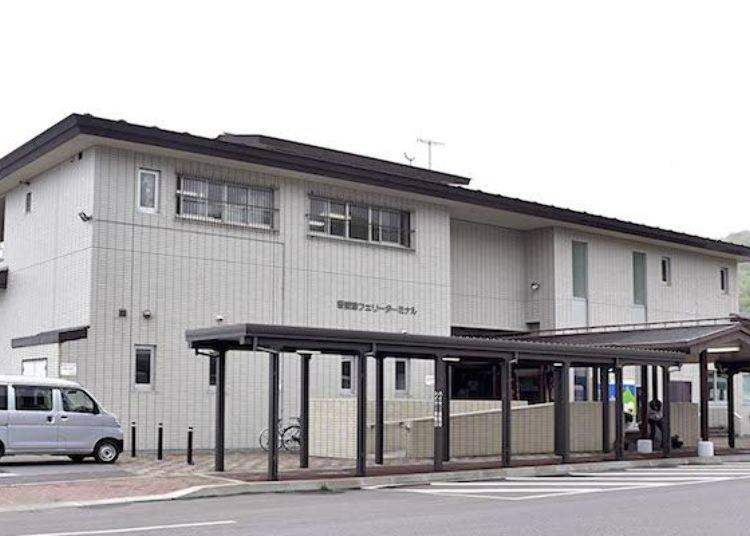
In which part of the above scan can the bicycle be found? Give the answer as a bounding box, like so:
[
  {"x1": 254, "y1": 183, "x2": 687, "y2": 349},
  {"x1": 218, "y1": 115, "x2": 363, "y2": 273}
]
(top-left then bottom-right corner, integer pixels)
[{"x1": 259, "y1": 417, "x2": 301, "y2": 452}]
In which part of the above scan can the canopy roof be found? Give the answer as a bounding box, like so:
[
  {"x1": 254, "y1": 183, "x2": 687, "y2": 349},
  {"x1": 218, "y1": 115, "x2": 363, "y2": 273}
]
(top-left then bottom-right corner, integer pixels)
[
  {"x1": 520, "y1": 318, "x2": 750, "y2": 369},
  {"x1": 186, "y1": 323, "x2": 684, "y2": 366}
]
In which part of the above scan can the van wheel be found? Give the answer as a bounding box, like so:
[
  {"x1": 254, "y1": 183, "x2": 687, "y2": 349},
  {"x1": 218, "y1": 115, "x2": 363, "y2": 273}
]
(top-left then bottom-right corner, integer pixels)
[
  {"x1": 69, "y1": 455, "x2": 86, "y2": 463},
  {"x1": 94, "y1": 441, "x2": 120, "y2": 464}
]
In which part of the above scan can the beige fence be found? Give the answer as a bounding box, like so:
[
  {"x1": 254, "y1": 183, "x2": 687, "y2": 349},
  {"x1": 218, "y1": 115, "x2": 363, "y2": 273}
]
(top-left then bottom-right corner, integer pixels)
[{"x1": 309, "y1": 399, "x2": 699, "y2": 460}]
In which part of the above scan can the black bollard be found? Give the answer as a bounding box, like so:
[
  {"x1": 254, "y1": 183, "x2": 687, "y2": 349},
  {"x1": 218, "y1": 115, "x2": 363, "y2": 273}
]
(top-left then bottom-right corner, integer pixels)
[
  {"x1": 130, "y1": 422, "x2": 137, "y2": 458},
  {"x1": 187, "y1": 427, "x2": 194, "y2": 465},
  {"x1": 157, "y1": 423, "x2": 164, "y2": 461}
]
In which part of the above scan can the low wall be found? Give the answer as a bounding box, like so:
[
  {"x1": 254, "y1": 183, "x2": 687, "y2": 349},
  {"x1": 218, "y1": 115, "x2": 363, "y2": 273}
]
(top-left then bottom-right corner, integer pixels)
[{"x1": 309, "y1": 398, "x2": 699, "y2": 459}]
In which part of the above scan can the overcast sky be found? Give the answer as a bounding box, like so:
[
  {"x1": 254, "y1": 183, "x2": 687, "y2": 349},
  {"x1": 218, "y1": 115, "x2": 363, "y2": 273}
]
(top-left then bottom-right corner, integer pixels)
[{"x1": 1, "y1": 1, "x2": 748, "y2": 240}]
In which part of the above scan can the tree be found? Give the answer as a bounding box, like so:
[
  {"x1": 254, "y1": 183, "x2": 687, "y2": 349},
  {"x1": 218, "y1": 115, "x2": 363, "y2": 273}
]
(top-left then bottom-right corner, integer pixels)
[{"x1": 726, "y1": 231, "x2": 750, "y2": 313}]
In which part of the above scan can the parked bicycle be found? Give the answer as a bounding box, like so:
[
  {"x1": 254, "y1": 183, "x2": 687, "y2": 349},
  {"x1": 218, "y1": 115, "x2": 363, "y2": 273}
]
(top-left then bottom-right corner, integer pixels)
[{"x1": 259, "y1": 417, "x2": 301, "y2": 452}]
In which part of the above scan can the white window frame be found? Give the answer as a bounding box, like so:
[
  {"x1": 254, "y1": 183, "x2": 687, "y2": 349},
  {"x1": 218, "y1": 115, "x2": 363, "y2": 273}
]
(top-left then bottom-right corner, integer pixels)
[
  {"x1": 394, "y1": 359, "x2": 409, "y2": 395},
  {"x1": 340, "y1": 357, "x2": 354, "y2": 396},
  {"x1": 720, "y1": 267, "x2": 730, "y2": 294},
  {"x1": 660, "y1": 256, "x2": 672, "y2": 286},
  {"x1": 134, "y1": 345, "x2": 155, "y2": 389},
  {"x1": 21, "y1": 358, "x2": 47, "y2": 378},
  {"x1": 632, "y1": 251, "x2": 647, "y2": 306},
  {"x1": 137, "y1": 168, "x2": 160, "y2": 214}
]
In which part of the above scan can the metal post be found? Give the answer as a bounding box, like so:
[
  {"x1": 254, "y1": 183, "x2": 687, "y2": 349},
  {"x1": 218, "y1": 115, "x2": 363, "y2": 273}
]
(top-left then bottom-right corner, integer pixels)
[
  {"x1": 553, "y1": 366, "x2": 562, "y2": 456},
  {"x1": 299, "y1": 353, "x2": 310, "y2": 469},
  {"x1": 560, "y1": 362, "x2": 570, "y2": 463},
  {"x1": 651, "y1": 365, "x2": 659, "y2": 401},
  {"x1": 614, "y1": 365, "x2": 624, "y2": 461},
  {"x1": 375, "y1": 356, "x2": 384, "y2": 465},
  {"x1": 662, "y1": 366, "x2": 671, "y2": 457},
  {"x1": 601, "y1": 366, "x2": 611, "y2": 453},
  {"x1": 268, "y1": 351, "x2": 280, "y2": 481},
  {"x1": 433, "y1": 357, "x2": 447, "y2": 472},
  {"x1": 215, "y1": 350, "x2": 226, "y2": 472},
  {"x1": 699, "y1": 350, "x2": 709, "y2": 442},
  {"x1": 640, "y1": 365, "x2": 649, "y2": 439},
  {"x1": 157, "y1": 423, "x2": 163, "y2": 461},
  {"x1": 727, "y1": 372, "x2": 736, "y2": 449},
  {"x1": 355, "y1": 352, "x2": 368, "y2": 477},
  {"x1": 187, "y1": 427, "x2": 194, "y2": 465},
  {"x1": 130, "y1": 422, "x2": 136, "y2": 457},
  {"x1": 592, "y1": 366, "x2": 600, "y2": 402},
  {"x1": 443, "y1": 364, "x2": 451, "y2": 462},
  {"x1": 501, "y1": 356, "x2": 513, "y2": 467}
]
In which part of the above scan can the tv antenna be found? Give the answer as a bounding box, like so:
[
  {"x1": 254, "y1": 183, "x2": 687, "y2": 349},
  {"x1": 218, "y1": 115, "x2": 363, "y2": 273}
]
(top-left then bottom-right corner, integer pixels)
[
  {"x1": 416, "y1": 138, "x2": 444, "y2": 169},
  {"x1": 403, "y1": 152, "x2": 416, "y2": 166}
]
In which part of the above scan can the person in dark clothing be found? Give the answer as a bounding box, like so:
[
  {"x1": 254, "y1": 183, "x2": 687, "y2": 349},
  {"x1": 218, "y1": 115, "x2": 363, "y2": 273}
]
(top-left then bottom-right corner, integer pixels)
[{"x1": 648, "y1": 399, "x2": 665, "y2": 448}]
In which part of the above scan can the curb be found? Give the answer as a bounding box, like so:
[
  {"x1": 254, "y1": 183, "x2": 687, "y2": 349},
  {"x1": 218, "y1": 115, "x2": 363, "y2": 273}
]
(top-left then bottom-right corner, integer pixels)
[{"x1": 178, "y1": 453, "x2": 750, "y2": 500}]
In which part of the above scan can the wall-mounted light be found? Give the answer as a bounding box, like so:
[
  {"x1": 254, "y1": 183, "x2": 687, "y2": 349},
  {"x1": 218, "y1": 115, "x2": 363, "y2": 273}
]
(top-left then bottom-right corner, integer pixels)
[
  {"x1": 441, "y1": 357, "x2": 461, "y2": 362},
  {"x1": 530, "y1": 281, "x2": 541, "y2": 291},
  {"x1": 706, "y1": 346, "x2": 741, "y2": 354}
]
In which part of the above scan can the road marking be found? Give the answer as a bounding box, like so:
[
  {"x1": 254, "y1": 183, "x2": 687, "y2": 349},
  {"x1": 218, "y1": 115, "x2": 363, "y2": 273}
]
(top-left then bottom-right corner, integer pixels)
[
  {"x1": 388, "y1": 464, "x2": 750, "y2": 502},
  {"x1": 16, "y1": 520, "x2": 236, "y2": 536}
]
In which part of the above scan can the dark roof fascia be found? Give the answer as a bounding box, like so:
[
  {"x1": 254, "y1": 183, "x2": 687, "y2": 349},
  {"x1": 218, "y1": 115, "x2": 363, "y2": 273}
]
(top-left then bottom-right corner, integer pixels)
[
  {"x1": 185, "y1": 323, "x2": 684, "y2": 365},
  {"x1": 3, "y1": 114, "x2": 750, "y2": 259},
  {"x1": 11, "y1": 325, "x2": 89, "y2": 349}
]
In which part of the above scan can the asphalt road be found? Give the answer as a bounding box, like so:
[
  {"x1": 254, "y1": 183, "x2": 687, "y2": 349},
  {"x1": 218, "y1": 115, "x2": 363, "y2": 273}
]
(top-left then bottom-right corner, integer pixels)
[{"x1": 3, "y1": 467, "x2": 750, "y2": 536}]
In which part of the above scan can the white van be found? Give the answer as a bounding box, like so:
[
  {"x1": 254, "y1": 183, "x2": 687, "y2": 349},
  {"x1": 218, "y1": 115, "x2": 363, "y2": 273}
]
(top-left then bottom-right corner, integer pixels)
[{"x1": 0, "y1": 375, "x2": 123, "y2": 463}]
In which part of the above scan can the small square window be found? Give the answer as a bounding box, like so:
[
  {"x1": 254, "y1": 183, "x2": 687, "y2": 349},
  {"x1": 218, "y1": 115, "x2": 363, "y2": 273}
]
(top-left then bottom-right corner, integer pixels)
[
  {"x1": 25, "y1": 191, "x2": 32, "y2": 214},
  {"x1": 720, "y1": 267, "x2": 730, "y2": 294},
  {"x1": 341, "y1": 358, "x2": 353, "y2": 393},
  {"x1": 137, "y1": 169, "x2": 160, "y2": 213},
  {"x1": 661, "y1": 257, "x2": 672, "y2": 285},
  {"x1": 209, "y1": 356, "x2": 217, "y2": 386},
  {"x1": 134, "y1": 345, "x2": 155, "y2": 386},
  {"x1": 395, "y1": 360, "x2": 408, "y2": 392}
]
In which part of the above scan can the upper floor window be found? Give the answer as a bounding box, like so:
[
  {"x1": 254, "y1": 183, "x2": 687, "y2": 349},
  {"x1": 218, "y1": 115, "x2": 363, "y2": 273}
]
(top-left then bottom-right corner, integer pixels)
[
  {"x1": 308, "y1": 196, "x2": 411, "y2": 248},
  {"x1": 176, "y1": 176, "x2": 274, "y2": 229},
  {"x1": 633, "y1": 252, "x2": 647, "y2": 306},
  {"x1": 720, "y1": 267, "x2": 730, "y2": 294},
  {"x1": 138, "y1": 169, "x2": 160, "y2": 213},
  {"x1": 134, "y1": 345, "x2": 155, "y2": 386},
  {"x1": 24, "y1": 191, "x2": 32, "y2": 214},
  {"x1": 0, "y1": 197, "x2": 5, "y2": 262},
  {"x1": 394, "y1": 360, "x2": 408, "y2": 393},
  {"x1": 572, "y1": 241, "x2": 588, "y2": 299},
  {"x1": 660, "y1": 256, "x2": 672, "y2": 286}
]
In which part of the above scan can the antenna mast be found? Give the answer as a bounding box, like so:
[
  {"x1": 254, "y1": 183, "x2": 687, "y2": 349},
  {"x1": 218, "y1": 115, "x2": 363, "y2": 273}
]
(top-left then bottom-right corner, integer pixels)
[{"x1": 416, "y1": 138, "x2": 444, "y2": 169}]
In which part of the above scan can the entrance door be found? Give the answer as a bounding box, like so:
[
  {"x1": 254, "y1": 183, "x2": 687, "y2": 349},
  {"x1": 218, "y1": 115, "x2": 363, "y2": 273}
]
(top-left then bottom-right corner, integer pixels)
[{"x1": 8, "y1": 385, "x2": 59, "y2": 452}]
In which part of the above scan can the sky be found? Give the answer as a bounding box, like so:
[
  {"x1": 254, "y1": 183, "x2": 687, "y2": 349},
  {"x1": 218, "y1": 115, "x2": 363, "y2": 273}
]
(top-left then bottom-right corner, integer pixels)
[{"x1": 0, "y1": 1, "x2": 748, "y2": 240}]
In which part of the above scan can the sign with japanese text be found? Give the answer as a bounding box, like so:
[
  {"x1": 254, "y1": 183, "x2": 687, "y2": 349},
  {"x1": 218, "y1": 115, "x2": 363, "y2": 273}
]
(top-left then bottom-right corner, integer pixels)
[{"x1": 337, "y1": 300, "x2": 418, "y2": 316}]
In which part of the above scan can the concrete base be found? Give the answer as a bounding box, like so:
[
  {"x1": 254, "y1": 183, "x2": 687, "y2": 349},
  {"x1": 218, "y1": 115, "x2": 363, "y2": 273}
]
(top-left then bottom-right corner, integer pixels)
[
  {"x1": 697, "y1": 441, "x2": 715, "y2": 457},
  {"x1": 636, "y1": 439, "x2": 653, "y2": 454}
]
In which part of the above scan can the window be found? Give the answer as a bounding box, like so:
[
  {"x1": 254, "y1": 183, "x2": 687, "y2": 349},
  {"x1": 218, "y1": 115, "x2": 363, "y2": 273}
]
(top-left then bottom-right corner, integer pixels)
[
  {"x1": 0, "y1": 385, "x2": 7, "y2": 410},
  {"x1": 134, "y1": 345, "x2": 154, "y2": 386},
  {"x1": 21, "y1": 358, "x2": 47, "y2": 378},
  {"x1": 572, "y1": 241, "x2": 588, "y2": 299},
  {"x1": 176, "y1": 176, "x2": 274, "y2": 228},
  {"x1": 708, "y1": 370, "x2": 727, "y2": 402},
  {"x1": 395, "y1": 360, "x2": 408, "y2": 392},
  {"x1": 61, "y1": 388, "x2": 97, "y2": 414},
  {"x1": 720, "y1": 267, "x2": 729, "y2": 294},
  {"x1": 340, "y1": 358, "x2": 353, "y2": 392},
  {"x1": 209, "y1": 356, "x2": 217, "y2": 386},
  {"x1": 660, "y1": 256, "x2": 672, "y2": 285},
  {"x1": 25, "y1": 191, "x2": 32, "y2": 214},
  {"x1": 14, "y1": 385, "x2": 53, "y2": 411},
  {"x1": 309, "y1": 196, "x2": 411, "y2": 247},
  {"x1": 633, "y1": 252, "x2": 647, "y2": 306},
  {"x1": 137, "y1": 169, "x2": 160, "y2": 213},
  {"x1": 743, "y1": 374, "x2": 750, "y2": 404}
]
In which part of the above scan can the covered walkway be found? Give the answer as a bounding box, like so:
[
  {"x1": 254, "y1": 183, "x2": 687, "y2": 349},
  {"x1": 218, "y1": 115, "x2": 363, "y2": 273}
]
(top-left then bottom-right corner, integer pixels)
[{"x1": 186, "y1": 324, "x2": 683, "y2": 480}]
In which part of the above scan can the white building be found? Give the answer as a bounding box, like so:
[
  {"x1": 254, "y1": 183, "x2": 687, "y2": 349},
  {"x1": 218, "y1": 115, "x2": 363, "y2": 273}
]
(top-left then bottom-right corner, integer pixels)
[{"x1": 0, "y1": 114, "x2": 747, "y2": 450}]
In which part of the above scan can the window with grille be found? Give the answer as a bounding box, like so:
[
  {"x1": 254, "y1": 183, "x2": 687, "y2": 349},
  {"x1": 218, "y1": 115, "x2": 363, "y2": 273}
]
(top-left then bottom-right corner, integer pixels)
[
  {"x1": 308, "y1": 196, "x2": 411, "y2": 247},
  {"x1": 176, "y1": 176, "x2": 275, "y2": 229}
]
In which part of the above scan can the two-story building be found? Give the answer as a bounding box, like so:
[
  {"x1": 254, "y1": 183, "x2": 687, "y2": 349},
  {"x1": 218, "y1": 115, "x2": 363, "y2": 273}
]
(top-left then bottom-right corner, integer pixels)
[{"x1": 0, "y1": 114, "x2": 748, "y2": 450}]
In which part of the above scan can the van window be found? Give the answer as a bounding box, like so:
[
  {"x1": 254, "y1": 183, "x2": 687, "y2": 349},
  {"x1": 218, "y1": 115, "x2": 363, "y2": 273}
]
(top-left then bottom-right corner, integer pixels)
[
  {"x1": 14, "y1": 386, "x2": 53, "y2": 411},
  {"x1": 0, "y1": 385, "x2": 7, "y2": 410},
  {"x1": 61, "y1": 388, "x2": 97, "y2": 414}
]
